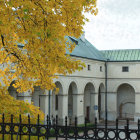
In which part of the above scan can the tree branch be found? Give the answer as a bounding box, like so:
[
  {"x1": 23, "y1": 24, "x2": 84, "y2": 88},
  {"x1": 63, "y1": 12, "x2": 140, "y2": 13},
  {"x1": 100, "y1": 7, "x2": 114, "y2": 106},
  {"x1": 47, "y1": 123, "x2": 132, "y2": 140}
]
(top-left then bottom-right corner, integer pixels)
[{"x1": 1, "y1": 35, "x2": 21, "y2": 61}]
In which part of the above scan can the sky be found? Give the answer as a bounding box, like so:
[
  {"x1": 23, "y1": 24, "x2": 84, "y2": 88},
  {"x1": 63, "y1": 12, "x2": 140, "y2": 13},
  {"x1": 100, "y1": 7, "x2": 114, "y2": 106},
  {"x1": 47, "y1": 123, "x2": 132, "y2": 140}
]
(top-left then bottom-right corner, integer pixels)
[{"x1": 84, "y1": 0, "x2": 140, "y2": 50}]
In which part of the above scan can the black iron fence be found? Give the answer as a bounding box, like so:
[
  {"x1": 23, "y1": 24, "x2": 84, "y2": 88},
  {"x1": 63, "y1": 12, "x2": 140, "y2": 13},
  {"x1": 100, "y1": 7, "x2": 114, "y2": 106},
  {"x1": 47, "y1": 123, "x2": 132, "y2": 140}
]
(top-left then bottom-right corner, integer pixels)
[{"x1": 0, "y1": 114, "x2": 140, "y2": 140}]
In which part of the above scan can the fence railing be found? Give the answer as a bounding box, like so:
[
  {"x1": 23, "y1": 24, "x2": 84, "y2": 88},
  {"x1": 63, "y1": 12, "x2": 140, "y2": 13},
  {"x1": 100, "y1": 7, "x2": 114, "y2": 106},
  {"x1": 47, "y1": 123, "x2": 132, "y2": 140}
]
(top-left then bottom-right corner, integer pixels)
[{"x1": 0, "y1": 114, "x2": 140, "y2": 140}]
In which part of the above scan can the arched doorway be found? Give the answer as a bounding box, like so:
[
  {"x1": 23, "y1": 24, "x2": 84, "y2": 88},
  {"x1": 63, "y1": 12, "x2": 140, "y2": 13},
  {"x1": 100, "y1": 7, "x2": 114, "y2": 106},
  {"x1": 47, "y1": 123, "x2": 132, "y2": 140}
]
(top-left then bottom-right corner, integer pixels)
[
  {"x1": 117, "y1": 83, "x2": 135, "y2": 119},
  {"x1": 84, "y1": 83, "x2": 95, "y2": 122},
  {"x1": 98, "y1": 83, "x2": 105, "y2": 120},
  {"x1": 68, "y1": 82, "x2": 78, "y2": 125},
  {"x1": 8, "y1": 81, "x2": 17, "y2": 99},
  {"x1": 52, "y1": 81, "x2": 63, "y2": 117}
]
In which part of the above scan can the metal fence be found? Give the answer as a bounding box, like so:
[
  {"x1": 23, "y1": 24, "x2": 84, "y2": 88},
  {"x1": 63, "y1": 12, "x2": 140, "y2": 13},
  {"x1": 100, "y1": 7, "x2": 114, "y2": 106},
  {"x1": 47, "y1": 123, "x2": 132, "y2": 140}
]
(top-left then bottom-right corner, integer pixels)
[{"x1": 0, "y1": 114, "x2": 140, "y2": 140}]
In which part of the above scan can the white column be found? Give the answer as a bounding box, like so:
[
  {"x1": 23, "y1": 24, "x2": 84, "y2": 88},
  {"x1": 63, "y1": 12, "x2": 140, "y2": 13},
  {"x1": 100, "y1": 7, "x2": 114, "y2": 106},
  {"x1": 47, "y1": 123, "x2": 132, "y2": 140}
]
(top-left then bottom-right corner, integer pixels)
[
  {"x1": 58, "y1": 94, "x2": 68, "y2": 125},
  {"x1": 107, "y1": 92, "x2": 117, "y2": 121},
  {"x1": 73, "y1": 93, "x2": 84, "y2": 124},
  {"x1": 101, "y1": 92, "x2": 105, "y2": 120},
  {"x1": 94, "y1": 93, "x2": 99, "y2": 122},
  {"x1": 134, "y1": 93, "x2": 140, "y2": 121},
  {"x1": 90, "y1": 92, "x2": 95, "y2": 123},
  {"x1": 32, "y1": 88, "x2": 40, "y2": 107},
  {"x1": 40, "y1": 95, "x2": 48, "y2": 116},
  {"x1": 17, "y1": 90, "x2": 32, "y2": 104},
  {"x1": 39, "y1": 90, "x2": 53, "y2": 118}
]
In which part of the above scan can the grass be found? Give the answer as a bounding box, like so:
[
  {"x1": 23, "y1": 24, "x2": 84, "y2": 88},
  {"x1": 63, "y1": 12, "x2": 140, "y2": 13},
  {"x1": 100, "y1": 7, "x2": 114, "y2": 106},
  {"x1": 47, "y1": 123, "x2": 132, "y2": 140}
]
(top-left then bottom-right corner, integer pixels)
[{"x1": 78, "y1": 123, "x2": 94, "y2": 127}]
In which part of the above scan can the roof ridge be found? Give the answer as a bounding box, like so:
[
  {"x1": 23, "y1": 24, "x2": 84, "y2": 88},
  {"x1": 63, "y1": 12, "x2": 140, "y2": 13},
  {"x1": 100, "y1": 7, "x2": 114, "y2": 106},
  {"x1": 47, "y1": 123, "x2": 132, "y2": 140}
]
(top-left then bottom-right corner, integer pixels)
[
  {"x1": 101, "y1": 49, "x2": 140, "y2": 51},
  {"x1": 66, "y1": 36, "x2": 106, "y2": 61}
]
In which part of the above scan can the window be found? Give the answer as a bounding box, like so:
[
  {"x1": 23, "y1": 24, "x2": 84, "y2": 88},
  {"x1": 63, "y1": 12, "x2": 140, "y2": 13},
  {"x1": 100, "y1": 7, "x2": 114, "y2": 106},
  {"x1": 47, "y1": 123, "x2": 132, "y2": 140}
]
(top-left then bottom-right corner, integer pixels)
[
  {"x1": 122, "y1": 66, "x2": 129, "y2": 72},
  {"x1": 88, "y1": 65, "x2": 91, "y2": 71},
  {"x1": 55, "y1": 95, "x2": 58, "y2": 110},
  {"x1": 100, "y1": 66, "x2": 102, "y2": 72}
]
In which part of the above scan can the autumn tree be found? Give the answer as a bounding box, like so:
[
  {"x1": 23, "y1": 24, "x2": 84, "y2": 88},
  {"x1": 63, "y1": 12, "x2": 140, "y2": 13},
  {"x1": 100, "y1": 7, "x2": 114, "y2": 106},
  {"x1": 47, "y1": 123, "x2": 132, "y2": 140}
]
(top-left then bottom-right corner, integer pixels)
[
  {"x1": 0, "y1": 0, "x2": 97, "y2": 92},
  {"x1": 0, "y1": 1, "x2": 97, "y2": 138},
  {"x1": 0, "y1": 90, "x2": 44, "y2": 123},
  {"x1": 0, "y1": 89, "x2": 44, "y2": 139}
]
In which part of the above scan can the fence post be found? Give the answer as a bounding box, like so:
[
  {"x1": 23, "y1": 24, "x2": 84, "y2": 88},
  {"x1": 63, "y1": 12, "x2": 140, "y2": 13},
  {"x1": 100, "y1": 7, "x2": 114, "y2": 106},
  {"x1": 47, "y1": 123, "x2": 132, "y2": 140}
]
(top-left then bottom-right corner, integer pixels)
[
  {"x1": 28, "y1": 115, "x2": 31, "y2": 140},
  {"x1": 74, "y1": 117, "x2": 77, "y2": 140},
  {"x1": 46, "y1": 115, "x2": 49, "y2": 140},
  {"x1": 94, "y1": 117, "x2": 97, "y2": 140},
  {"x1": 84, "y1": 118, "x2": 87, "y2": 140},
  {"x1": 19, "y1": 114, "x2": 22, "y2": 140},
  {"x1": 105, "y1": 118, "x2": 107, "y2": 140},
  {"x1": 37, "y1": 114, "x2": 40, "y2": 140},
  {"x1": 138, "y1": 119, "x2": 140, "y2": 140},
  {"x1": 11, "y1": 114, "x2": 13, "y2": 140},
  {"x1": 51, "y1": 115, "x2": 53, "y2": 125},
  {"x1": 55, "y1": 115, "x2": 58, "y2": 140},
  {"x1": 116, "y1": 119, "x2": 118, "y2": 140},
  {"x1": 65, "y1": 116, "x2": 68, "y2": 140},
  {"x1": 2, "y1": 114, "x2": 4, "y2": 140},
  {"x1": 126, "y1": 119, "x2": 129, "y2": 140}
]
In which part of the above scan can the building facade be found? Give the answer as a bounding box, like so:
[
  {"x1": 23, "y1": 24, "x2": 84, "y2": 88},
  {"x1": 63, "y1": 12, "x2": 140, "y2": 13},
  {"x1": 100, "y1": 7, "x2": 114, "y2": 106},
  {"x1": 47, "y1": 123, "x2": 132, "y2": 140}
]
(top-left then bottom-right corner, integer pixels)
[{"x1": 8, "y1": 34, "x2": 140, "y2": 125}]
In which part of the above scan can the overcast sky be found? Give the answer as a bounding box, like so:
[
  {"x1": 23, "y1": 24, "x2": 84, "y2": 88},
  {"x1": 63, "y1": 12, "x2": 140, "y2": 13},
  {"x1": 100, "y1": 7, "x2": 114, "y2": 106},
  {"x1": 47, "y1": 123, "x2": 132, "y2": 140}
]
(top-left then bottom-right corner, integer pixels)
[{"x1": 84, "y1": 0, "x2": 140, "y2": 50}]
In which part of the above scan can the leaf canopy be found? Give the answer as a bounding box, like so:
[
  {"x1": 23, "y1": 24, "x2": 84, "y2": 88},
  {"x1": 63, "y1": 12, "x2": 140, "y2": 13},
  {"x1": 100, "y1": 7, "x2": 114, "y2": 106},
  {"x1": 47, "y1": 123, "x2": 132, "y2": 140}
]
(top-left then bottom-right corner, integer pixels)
[{"x1": 0, "y1": 0, "x2": 97, "y2": 92}]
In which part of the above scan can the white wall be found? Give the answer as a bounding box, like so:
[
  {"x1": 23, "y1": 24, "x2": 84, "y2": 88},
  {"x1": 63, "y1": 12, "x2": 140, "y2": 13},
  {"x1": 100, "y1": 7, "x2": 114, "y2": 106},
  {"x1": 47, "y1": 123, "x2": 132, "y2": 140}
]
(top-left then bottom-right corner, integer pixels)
[
  {"x1": 8, "y1": 55, "x2": 140, "y2": 123},
  {"x1": 107, "y1": 61, "x2": 140, "y2": 121}
]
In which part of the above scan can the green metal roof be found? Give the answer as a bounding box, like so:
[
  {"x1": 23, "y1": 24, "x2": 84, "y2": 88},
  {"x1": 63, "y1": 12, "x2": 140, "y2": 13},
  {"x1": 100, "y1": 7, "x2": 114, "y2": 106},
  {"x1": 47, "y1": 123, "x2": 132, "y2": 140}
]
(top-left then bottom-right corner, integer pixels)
[
  {"x1": 17, "y1": 36, "x2": 140, "y2": 62},
  {"x1": 66, "y1": 36, "x2": 106, "y2": 61},
  {"x1": 101, "y1": 49, "x2": 140, "y2": 61}
]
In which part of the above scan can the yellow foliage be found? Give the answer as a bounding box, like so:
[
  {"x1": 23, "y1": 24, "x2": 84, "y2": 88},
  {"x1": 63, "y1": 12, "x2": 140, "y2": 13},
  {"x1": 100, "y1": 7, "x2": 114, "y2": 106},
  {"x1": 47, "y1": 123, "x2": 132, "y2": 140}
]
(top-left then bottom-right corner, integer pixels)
[
  {"x1": 0, "y1": 1, "x2": 97, "y2": 138},
  {"x1": 0, "y1": 0, "x2": 97, "y2": 92},
  {"x1": 0, "y1": 93, "x2": 44, "y2": 124},
  {"x1": 0, "y1": 90, "x2": 44, "y2": 139}
]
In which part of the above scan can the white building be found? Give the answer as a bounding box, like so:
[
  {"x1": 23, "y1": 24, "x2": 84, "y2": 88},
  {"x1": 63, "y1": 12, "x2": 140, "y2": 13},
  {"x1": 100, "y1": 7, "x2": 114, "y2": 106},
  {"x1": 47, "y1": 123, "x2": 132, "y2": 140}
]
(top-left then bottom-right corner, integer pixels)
[{"x1": 8, "y1": 34, "x2": 140, "y2": 125}]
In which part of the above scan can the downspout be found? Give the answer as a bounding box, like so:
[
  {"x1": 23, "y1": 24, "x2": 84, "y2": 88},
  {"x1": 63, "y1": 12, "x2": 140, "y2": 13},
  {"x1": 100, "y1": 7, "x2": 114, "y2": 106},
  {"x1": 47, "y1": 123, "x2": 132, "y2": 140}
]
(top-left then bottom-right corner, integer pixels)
[
  {"x1": 48, "y1": 90, "x2": 51, "y2": 117},
  {"x1": 48, "y1": 90, "x2": 51, "y2": 126},
  {"x1": 105, "y1": 60, "x2": 108, "y2": 140},
  {"x1": 105, "y1": 60, "x2": 108, "y2": 122}
]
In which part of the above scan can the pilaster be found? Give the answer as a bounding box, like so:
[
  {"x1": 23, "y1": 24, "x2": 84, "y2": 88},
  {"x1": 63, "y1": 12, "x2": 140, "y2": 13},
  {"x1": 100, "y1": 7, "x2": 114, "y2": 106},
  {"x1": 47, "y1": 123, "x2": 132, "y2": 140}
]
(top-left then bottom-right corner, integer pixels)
[
  {"x1": 134, "y1": 92, "x2": 140, "y2": 122},
  {"x1": 58, "y1": 94, "x2": 68, "y2": 125},
  {"x1": 17, "y1": 90, "x2": 32, "y2": 104},
  {"x1": 73, "y1": 93, "x2": 84, "y2": 124}
]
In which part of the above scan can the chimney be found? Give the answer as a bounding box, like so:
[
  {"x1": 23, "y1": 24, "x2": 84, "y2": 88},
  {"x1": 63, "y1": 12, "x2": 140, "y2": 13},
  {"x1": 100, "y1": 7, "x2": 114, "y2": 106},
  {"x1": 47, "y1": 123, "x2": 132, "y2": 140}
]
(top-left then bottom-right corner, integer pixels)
[{"x1": 80, "y1": 31, "x2": 85, "y2": 42}]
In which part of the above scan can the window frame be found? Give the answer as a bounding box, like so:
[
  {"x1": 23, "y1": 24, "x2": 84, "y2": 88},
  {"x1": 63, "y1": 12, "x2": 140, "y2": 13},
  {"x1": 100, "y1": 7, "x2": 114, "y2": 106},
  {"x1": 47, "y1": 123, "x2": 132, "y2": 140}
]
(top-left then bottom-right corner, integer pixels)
[
  {"x1": 122, "y1": 66, "x2": 129, "y2": 72},
  {"x1": 88, "y1": 65, "x2": 91, "y2": 71},
  {"x1": 100, "y1": 66, "x2": 102, "y2": 72}
]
